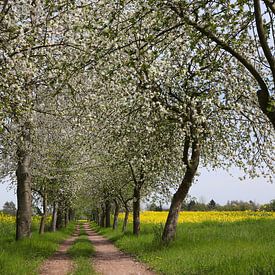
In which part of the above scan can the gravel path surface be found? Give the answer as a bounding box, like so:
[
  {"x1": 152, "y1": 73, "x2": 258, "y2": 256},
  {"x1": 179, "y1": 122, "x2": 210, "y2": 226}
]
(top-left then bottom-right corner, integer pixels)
[
  {"x1": 83, "y1": 223, "x2": 156, "y2": 275},
  {"x1": 39, "y1": 225, "x2": 79, "y2": 275}
]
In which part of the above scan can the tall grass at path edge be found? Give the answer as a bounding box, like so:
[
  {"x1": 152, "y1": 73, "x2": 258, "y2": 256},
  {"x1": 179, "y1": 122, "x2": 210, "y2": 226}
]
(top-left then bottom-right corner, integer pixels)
[{"x1": 0, "y1": 220, "x2": 76, "y2": 275}]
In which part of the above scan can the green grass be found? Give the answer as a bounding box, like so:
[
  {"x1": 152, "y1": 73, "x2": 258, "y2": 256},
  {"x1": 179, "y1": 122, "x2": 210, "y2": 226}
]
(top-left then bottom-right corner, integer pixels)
[
  {"x1": 68, "y1": 224, "x2": 96, "y2": 275},
  {"x1": 0, "y1": 221, "x2": 76, "y2": 275},
  {"x1": 92, "y1": 219, "x2": 275, "y2": 275}
]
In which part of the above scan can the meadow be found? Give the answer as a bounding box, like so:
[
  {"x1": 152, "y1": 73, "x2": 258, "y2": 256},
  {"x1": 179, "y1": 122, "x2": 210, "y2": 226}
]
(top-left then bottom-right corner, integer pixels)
[{"x1": 93, "y1": 211, "x2": 275, "y2": 275}]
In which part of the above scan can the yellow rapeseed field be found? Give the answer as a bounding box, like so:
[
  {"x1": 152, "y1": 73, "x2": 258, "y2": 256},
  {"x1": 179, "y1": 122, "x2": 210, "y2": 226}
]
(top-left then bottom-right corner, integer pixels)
[
  {"x1": 0, "y1": 212, "x2": 15, "y2": 223},
  {"x1": 0, "y1": 212, "x2": 49, "y2": 224},
  {"x1": 119, "y1": 211, "x2": 275, "y2": 224}
]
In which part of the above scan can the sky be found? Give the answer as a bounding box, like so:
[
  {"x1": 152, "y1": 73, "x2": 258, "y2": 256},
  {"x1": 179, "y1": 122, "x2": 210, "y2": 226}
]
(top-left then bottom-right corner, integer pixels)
[
  {"x1": 0, "y1": 177, "x2": 16, "y2": 208},
  {"x1": 0, "y1": 167, "x2": 274, "y2": 210},
  {"x1": 189, "y1": 167, "x2": 275, "y2": 205}
]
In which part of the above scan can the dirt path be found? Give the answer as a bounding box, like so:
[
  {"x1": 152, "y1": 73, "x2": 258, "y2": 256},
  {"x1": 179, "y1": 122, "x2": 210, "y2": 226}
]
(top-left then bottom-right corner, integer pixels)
[
  {"x1": 83, "y1": 223, "x2": 156, "y2": 275},
  {"x1": 39, "y1": 225, "x2": 80, "y2": 275}
]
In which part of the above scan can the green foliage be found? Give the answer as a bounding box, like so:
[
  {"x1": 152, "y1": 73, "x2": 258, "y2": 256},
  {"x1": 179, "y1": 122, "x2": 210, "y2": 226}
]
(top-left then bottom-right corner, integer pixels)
[
  {"x1": 260, "y1": 200, "x2": 275, "y2": 211},
  {"x1": 92, "y1": 219, "x2": 275, "y2": 275},
  {"x1": 181, "y1": 198, "x2": 260, "y2": 211},
  {"x1": 147, "y1": 202, "x2": 163, "y2": 211},
  {"x1": 2, "y1": 201, "x2": 16, "y2": 215},
  {"x1": 267, "y1": 99, "x2": 275, "y2": 113},
  {"x1": 0, "y1": 222, "x2": 76, "y2": 275}
]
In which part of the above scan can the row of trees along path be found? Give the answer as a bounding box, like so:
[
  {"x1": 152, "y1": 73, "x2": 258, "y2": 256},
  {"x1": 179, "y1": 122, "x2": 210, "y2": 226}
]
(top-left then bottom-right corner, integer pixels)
[
  {"x1": 39, "y1": 223, "x2": 155, "y2": 275},
  {"x1": 1, "y1": 0, "x2": 274, "y2": 248}
]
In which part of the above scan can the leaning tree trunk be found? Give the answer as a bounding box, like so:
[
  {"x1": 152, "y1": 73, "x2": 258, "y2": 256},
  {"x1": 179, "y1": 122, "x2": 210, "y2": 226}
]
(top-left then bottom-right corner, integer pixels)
[
  {"x1": 162, "y1": 139, "x2": 200, "y2": 243},
  {"x1": 122, "y1": 207, "x2": 129, "y2": 233},
  {"x1": 105, "y1": 200, "x2": 111, "y2": 228},
  {"x1": 133, "y1": 185, "x2": 141, "y2": 236},
  {"x1": 39, "y1": 192, "x2": 47, "y2": 234},
  {"x1": 113, "y1": 199, "x2": 120, "y2": 230},
  {"x1": 16, "y1": 149, "x2": 32, "y2": 240},
  {"x1": 51, "y1": 202, "x2": 58, "y2": 232}
]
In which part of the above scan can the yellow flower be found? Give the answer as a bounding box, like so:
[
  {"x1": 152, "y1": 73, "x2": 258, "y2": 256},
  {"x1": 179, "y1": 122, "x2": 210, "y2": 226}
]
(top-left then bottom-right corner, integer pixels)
[{"x1": 118, "y1": 211, "x2": 275, "y2": 224}]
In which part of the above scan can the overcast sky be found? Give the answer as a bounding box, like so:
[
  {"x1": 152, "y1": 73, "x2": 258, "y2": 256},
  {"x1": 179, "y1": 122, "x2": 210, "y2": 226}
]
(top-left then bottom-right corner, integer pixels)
[{"x1": 0, "y1": 167, "x2": 274, "y2": 209}]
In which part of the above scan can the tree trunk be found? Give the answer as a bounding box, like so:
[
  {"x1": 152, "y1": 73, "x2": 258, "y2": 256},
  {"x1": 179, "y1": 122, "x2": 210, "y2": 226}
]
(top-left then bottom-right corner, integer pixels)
[
  {"x1": 68, "y1": 208, "x2": 75, "y2": 221},
  {"x1": 257, "y1": 90, "x2": 275, "y2": 129},
  {"x1": 66, "y1": 210, "x2": 69, "y2": 225},
  {"x1": 16, "y1": 149, "x2": 32, "y2": 240},
  {"x1": 133, "y1": 186, "x2": 141, "y2": 236},
  {"x1": 39, "y1": 192, "x2": 47, "y2": 234},
  {"x1": 100, "y1": 206, "x2": 105, "y2": 227},
  {"x1": 95, "y1": 208, "x2": 100, "y2": 225},
  {"x1": 161, "y1": 176, "x2": 192, "y2": 242},
  {"x1": 64, "y1": 210, "x2": 69, "y2": 227},
  {"x1": 113, "y1": 200, "x2": 120, "y2": 230},
  {"x1": 91, "y1": 212, "x2": 96, "y2": 221},
  {"x1": 51, "y1": 202, "x2": 58, "y2": 232},
  {"x1": 162, "y1": 140, "x2": 200, "y2": 243},
  {"x1": 122, "y1": 207, "x2": 129, "y2": 233},
  {"x1": 105, "y1": 200, "x2": 111, "y2": 227},
  {"x1": 56, "y1": 206, "x2": 63, "y2": 230}
]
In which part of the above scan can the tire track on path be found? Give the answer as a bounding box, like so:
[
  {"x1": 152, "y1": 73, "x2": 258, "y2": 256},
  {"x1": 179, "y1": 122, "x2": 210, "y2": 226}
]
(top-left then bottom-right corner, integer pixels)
[
  {"x1": 39, "y1": 225, "x2": 80, "y2": 275},
  {"x1": 83, "y1": 223, "x2": 156, "y2": 275}
]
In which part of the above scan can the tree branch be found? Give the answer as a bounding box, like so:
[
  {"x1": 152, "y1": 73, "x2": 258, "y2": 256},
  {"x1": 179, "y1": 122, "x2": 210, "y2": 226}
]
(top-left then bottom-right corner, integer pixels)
[
  {"x1": 182, "y1": 137, "x2": 190, "y2": 166},
  {"x1": 263, "y1": 0, "x2": 275, "y2": 15},
  {"x1": 128, "y1": 161, "x2": 138, "y2": 186},
  {"x1": 180, "y1": 14, "x2": 269, "y2": 95},
  {"x1": 254, "y1": 0, "x2": 275, "y2": 82},
  {"x1": 190, "y1": 139, "x2": 200, "y2": 171},
  {"x1": 167, "y1": 4, "x2": 275, "y2": 128}
]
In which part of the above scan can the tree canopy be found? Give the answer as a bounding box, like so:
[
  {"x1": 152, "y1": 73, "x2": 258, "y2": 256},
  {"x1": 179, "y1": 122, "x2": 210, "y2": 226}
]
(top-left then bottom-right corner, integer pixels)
[{"x1": 0, "y1": 0, "x2": 274, "y2": 242}]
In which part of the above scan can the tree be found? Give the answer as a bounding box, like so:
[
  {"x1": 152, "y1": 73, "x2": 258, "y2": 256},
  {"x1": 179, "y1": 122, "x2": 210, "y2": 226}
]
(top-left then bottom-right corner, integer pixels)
[
  {"x1": 162, "y1": 0, "x2": 275, "y2": 128},
  {"x1": 2, "y1": 201, "x2": 16, "y2": 215},
  {"x1": 1, "y1": 0, "x2": 274, "y2": 244},
  {"x1": 208, "y1": 199, "x2": 216, "y2": 210},
  {"x1": 261, "y1": 199, "x2": 275, "y2": 211},
  {"x1": 0, "y1": 0, "x2": 97, "y2": 240},
  {"x1": 98, "y1": 1, "x2": 274, "y2": 243}
]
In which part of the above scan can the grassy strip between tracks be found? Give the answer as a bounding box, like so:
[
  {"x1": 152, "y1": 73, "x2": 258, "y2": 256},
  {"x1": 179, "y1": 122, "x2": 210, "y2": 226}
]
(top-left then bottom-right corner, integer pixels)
[{"x1": 68, "y1": 223, "x2": 96, "y2": 275}]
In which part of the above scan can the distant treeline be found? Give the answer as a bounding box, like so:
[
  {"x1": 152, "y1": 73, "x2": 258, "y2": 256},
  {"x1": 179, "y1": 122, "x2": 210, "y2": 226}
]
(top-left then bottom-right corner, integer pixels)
[{"x1": 147, "y1": 199, "x2": 275, "y2": 212}]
